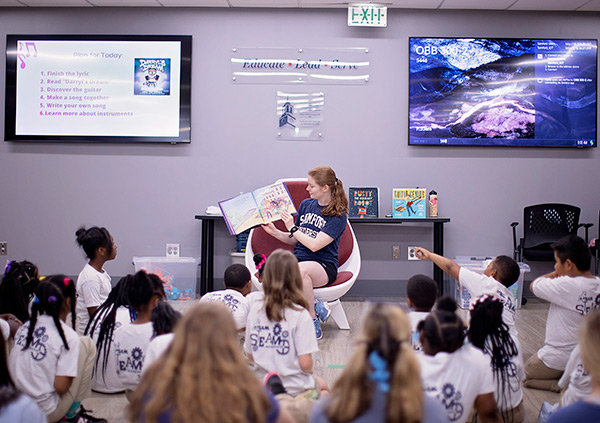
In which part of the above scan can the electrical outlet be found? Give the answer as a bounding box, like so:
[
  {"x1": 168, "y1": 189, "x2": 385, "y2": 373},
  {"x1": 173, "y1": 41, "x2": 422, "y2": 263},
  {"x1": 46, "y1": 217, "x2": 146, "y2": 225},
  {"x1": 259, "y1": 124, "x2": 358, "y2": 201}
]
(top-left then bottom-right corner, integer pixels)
[
  {"x1": 408, "y1": 246, "x2": 419, "y2": 261},
  {"x1": 0, "y1": 242, "x2": 6, "y2": 255},
  {"x1": 166, "y1": 243, "x2": 180, "y2": 257},
  {"x1": 392, "y1": 245, "x2": 401, "y2": 260}
]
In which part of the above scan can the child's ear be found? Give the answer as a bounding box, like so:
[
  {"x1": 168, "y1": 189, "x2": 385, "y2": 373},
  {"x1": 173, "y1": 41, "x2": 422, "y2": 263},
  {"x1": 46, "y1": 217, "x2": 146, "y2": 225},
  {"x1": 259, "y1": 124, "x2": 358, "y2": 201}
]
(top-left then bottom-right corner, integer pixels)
[{"x1": 407, "y1": 298, "x2": 413, "y2": 308}]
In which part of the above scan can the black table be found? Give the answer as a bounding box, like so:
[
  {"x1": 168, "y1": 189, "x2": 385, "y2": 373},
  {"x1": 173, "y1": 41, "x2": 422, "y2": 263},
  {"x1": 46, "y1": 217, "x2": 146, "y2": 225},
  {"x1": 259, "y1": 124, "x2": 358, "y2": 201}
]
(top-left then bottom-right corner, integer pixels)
[{"x1": 195, "y1": 214, "x2": 451, "y2": 295}]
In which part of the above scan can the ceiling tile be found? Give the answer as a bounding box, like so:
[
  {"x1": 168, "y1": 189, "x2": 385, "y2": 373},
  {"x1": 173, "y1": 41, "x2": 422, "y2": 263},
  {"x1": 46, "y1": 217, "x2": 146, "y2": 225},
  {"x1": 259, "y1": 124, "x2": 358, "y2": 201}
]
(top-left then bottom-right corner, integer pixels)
[
  {"x1": 440, "y1": 0, "x2": 514, "y2": 10},
  {"x1": 229, "y1": 0, "x2": 298, "y2": 7},
  {"x1": 577, "y1": 0, "x2": 600, "y2": 10},
  {"x1": 20, "y1": 0, "x2": 92, "y2": 5},
  {"x1": 89, "y1": 0, "x2": 161, "y2": 5},
  {"x1": 508, "y1": 0, "x2": 589, "y2": 11},
  {"x1": 158, "y1": 0, "x2": 230, "y2": 5}
]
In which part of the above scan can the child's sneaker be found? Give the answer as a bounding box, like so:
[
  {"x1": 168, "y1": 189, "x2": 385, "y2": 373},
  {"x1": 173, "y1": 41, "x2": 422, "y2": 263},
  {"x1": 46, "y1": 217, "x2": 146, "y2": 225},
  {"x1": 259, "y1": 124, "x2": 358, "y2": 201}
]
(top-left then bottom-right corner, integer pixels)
[
  {"x1": 62, "y1": 406, "x2": 107, "y2": 423},
  {"x1": 264, "y1": 371, "x2": 287, "y2": 395},
  {"x1": 314, "y1": 301, "x2": 331, "y2": 323},
  {"x1": 313, "y1": 317, "x2": 323, "y2": 340}
]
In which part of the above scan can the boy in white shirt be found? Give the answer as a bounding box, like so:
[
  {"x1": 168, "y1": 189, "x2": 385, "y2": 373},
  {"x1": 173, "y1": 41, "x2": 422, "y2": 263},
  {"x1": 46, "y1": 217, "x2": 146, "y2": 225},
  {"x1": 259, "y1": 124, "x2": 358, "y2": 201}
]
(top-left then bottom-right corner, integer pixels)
[
  {"x1": 526, "y1": 235, "x2": 600, "y2": 392},
  {"x1": 200, "y1": 263, "x2": 251, "y2": 332},
  {"x1": 405, "y1": 274, "x2": 437, "y2": 352},
  {"x1": 414, "y1": 248, "x2": 521, "y2": 338}
]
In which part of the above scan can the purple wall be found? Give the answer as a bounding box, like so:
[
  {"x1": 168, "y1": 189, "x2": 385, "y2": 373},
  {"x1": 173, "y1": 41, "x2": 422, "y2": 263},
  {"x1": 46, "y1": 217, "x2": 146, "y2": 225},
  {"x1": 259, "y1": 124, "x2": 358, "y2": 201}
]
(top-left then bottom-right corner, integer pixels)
[{"x1": 0, "y1": 7, "x2": 597, "y2": 292}]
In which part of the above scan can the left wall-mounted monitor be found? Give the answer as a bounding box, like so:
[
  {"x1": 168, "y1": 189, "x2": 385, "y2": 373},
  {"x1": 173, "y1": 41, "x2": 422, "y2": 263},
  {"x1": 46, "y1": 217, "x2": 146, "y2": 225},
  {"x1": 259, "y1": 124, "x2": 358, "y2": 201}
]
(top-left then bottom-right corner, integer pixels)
[{"x1": 5, "y1": 34, "x2": 192, "y2": 143}]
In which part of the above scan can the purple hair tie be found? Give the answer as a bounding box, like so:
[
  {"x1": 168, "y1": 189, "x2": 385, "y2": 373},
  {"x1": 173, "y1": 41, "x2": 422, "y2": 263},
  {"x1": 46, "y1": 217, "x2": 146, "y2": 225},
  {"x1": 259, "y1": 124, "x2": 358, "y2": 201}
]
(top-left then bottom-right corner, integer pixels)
[
  {"x1": 48, "y1": 295, "x2": 57, "y2": 303},
  {"x1": 3, "y1": 260, "x2": 15, "y2": 277}
]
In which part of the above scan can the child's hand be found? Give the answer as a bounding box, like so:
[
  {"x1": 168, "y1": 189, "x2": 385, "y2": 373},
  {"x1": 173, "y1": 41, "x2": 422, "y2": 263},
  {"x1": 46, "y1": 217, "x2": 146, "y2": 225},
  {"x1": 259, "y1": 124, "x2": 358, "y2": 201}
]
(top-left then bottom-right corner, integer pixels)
[{"x1": 414, "y1": 247, "x2": 431, "y2": 260}]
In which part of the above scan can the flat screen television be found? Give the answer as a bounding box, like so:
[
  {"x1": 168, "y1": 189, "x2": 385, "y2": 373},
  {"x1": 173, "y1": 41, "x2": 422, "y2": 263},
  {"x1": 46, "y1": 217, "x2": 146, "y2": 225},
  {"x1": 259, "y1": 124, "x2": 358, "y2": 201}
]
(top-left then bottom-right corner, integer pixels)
[
  {"x1": 5, "y1": 34, "x2": 191, "y2": 143},
  {"x1": 409, "y1": 38, "x2": 597, "y2": 147}
]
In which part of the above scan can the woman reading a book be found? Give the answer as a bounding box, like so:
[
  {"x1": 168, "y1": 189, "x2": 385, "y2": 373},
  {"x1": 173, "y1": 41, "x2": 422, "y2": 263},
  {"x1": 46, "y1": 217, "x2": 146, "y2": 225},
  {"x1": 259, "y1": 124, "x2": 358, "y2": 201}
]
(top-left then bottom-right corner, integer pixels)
[{"x1": 262, "y1": 165, "x2": 348, "y2": 339}]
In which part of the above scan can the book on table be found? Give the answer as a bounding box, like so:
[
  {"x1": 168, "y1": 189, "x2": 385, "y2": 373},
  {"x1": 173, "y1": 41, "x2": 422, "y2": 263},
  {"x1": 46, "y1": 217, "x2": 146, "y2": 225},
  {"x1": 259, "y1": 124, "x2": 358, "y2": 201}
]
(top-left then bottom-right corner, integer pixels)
[
  {"x1": 392, "y1": 188, "x2": 427, "y2": 218},
  {"x1": 218, "y1": 182, "x2": 297, "y2": 235},
  {"x1": 348, "y1": 187, "x2": 379, "y2": 218}
]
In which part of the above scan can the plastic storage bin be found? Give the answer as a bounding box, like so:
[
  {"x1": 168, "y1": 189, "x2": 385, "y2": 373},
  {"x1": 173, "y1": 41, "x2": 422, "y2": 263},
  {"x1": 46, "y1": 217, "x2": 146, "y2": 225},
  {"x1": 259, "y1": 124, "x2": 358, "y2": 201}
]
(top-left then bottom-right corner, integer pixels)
[
  {"x1": 132, "y1": 256, "x2": 199, "y2": 300},
  {"x1": 443, "y1": 256, "x2": 530, "y2": 309}
]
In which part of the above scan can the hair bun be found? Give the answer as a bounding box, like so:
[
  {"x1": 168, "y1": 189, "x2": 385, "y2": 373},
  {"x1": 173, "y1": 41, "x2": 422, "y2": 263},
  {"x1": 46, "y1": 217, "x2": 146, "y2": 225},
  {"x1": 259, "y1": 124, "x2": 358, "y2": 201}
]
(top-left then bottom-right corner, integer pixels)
[{"x1": 436, "y1": 296, "x2": 458, "y2": 313}]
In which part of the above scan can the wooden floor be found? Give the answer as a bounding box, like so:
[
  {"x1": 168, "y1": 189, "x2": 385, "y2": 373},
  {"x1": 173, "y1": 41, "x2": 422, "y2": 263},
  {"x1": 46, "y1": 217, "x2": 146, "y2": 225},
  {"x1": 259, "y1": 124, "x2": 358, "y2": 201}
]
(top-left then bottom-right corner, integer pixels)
[{"x1": 83, "y1": 297, "x2": 558, "y2": 423}]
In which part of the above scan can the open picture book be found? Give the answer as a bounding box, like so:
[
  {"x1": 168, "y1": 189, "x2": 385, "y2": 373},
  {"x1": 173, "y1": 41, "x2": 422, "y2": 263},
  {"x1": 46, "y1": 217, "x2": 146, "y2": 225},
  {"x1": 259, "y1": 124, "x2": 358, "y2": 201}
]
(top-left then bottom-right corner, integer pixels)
[{"x1": 218, "y1": 182, "x2": 297, "y2": 235}]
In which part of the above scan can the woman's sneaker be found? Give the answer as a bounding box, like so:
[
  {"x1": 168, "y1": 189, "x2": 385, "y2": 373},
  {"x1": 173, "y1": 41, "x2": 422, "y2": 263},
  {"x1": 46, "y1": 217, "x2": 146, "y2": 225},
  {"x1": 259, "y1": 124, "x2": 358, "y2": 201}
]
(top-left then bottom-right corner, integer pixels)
[
  {"x1": 314, "y1": 301, "x2": 331, "y2": 323},
  {"x1": 313, "y1": 317, "x2": 323, "y2": 340}
]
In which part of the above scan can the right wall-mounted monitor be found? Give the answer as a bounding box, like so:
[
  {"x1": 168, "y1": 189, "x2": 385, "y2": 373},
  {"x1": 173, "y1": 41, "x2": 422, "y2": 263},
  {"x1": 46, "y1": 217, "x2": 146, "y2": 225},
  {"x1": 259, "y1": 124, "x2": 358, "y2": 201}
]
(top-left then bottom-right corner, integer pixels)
[{"x1": 409, "y1": 38, "x2": 597, "y2": 147}]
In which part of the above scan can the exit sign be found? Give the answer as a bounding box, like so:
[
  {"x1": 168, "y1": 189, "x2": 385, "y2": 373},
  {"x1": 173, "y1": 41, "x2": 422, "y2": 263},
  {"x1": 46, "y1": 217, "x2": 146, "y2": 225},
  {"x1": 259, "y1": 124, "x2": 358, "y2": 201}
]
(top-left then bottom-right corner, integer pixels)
[{"x1": 348, "y1": 4, "x2": 387, "y2": 27}]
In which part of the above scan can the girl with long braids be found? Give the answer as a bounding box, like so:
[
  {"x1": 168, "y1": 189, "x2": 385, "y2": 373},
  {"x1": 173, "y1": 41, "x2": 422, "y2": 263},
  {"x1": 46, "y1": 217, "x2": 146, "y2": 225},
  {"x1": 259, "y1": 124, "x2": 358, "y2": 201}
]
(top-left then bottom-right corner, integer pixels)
[
  {"x1": 310, "y1": 303, "x2": 447, "y2": 423},
  {"x1": 468, "y1": 295, "x2": 524, "y2": 423},
  {"x1": 418, "y1": 297, "x2": 501, "y2": 423},
  {"x1": 85, "y1": 275, "x2": 133, "y2": 394},
  {"x1": 263, "y1": 165, "x2": 348, "y2": 339},
  {"x1": 113, "y1": 270, "x2": 164, "y2": 394},
  {"x1": 8, "y1": 276, "x2": 103, "y2": 423},
  {"x1": 129, "y1": 302, "x2": 294, "y2": 423}
]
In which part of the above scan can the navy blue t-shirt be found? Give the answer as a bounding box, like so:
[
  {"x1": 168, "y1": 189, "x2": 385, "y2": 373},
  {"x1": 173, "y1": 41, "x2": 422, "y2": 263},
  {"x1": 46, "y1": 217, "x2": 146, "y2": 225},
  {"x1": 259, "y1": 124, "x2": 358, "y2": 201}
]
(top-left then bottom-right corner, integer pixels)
[
  {"x1": 293, "y1": 198, "x2": 347, "y2": 268},
  {"x1": 548, "y1": 401, "x2": 600, "y2": 423}
]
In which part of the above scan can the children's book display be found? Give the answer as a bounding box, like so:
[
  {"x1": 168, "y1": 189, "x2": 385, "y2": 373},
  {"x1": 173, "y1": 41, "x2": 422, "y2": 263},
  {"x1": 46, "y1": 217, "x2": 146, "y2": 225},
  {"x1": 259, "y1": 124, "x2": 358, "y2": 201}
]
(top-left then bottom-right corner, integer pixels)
[
  {"x1": 348, "y1": 187, "x2": 379, "y2": 218},
  {"x1": 392, "y1": 188, "x2": 426, "y2": 218},
  {"x1": 219, "y1": 182, "x2": 297, "y2": 235}
]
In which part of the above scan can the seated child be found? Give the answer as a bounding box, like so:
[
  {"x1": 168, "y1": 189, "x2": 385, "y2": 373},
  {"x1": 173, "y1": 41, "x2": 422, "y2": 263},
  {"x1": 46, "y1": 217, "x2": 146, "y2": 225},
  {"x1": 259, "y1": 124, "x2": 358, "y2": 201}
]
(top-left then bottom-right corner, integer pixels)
[
  {"x1": 558, "y1": 345, "x2": 591, "y2": 407},
  {"x1": 418, "y1": 296, "x2": 500, "y2": 423},
  {"x1": 0, "y1": 332, "x2": 46, "y2": 423},
  {"x1": 0, "y1": 260, "x2": 39, "y2": 323},
  {"x1": 85, "y1": 275, "x2": 133, "y2": 394},
  {"x1": 245, "y1": 249, "x2": 328, "y2": 398},
  {"x1": 129, "y1": 302, "x2": 293, "y2": 423},
  {"x1": 469, "y1": 295, "x2": 525, "y2": 423},
  {"x1": 406, "y1": 274, "x2": 438, "y2": 352},
  {"x1": 526, "y1": 235, "x2": 600, "y2": 392},
  {"x1": 8, "y1": 275, "x2": 103, "y2": 423},
  {"x1": 200, "y1": 263, "x2": 251, "y2": 331},
  {"x1": 113, "y1": 271, "x2": 164, "y2": 394},
  {"x1": 75, "y1": 226, "x2": 117, "y2": 335},
  {"x1": 310, "y1": 303, "x2": 446, "y2": 423},
  {"x1": 548, "y1": 309, "x2": 600, "y2": 423},
  {"x1": 142, "y1": 301, "x2": 182, "y2": 372},
  {"x1": 415, "y1": 248, "x2": 520, "y2": 338}
]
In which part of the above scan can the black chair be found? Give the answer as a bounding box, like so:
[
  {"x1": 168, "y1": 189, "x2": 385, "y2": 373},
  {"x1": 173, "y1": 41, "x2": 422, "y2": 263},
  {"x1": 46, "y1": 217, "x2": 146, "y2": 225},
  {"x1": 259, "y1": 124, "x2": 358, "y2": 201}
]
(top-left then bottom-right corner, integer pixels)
[{"x1": 511, "y1": 203, "x2": 591, "y2": 262}]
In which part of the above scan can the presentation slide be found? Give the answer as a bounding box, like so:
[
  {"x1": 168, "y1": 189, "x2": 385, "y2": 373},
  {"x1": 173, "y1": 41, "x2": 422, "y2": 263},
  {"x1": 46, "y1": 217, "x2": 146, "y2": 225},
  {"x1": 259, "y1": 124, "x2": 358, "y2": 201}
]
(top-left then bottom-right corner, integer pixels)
[{"x1": 13, "y1": 39, "x2": 182, "y2": 138}]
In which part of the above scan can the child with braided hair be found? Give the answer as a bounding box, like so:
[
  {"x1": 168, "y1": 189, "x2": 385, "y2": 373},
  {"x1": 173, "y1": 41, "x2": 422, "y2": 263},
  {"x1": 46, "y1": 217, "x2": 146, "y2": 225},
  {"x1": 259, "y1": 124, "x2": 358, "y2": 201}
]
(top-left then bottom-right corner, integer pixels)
[
  {"x1": 418, "y1": 297, "x2": 501, "y2": 423},
  {"x1": 0, "y1": 260, "x2": 39, "y2": 324},
  {"x1": 85, "y1": 275, "x2": 133, "y2": 394},
  {"x1": 310, "y1": 303, "x2": 446, "y2": 423},
  {"x1": 8, "y1": 275, "x2": 104, "y2": 423},
  {"x1": 469, "y1": 295, "x2": 525, "y2": 423}
]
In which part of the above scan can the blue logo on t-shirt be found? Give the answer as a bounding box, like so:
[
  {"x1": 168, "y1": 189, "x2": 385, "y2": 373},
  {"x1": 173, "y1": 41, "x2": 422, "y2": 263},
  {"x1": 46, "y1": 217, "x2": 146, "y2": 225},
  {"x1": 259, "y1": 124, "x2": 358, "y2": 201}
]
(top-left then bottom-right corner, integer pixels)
[
  {"x1": 438, "y1": 383, "x2": 464, "y2": 422},
  {"x1": 15, "y1": 326, "x2": 49, "y2": 362},
  {"x1": 250, "y1": 322, "x2": 290, "y2": 355}
]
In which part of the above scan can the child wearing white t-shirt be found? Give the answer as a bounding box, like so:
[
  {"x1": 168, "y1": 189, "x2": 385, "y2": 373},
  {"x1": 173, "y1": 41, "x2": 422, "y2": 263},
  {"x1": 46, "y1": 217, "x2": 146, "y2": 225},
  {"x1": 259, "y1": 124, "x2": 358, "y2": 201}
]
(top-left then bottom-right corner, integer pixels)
[
  {"x1": 418, "y1": 297, "x2": 500, "y2": 423},
  {"x1": 200, "y1": 263, "x2": 251, "y2": 331},
  {"x1": 414, "y1": 248, "x2": 521, "y2": 338},
  {"x1": 244, "y1": 249, "x2": 328, "y2": 398},
  {"x1": 469, "y1": 295, "x2": 525, "y2": 423},
  {"x1": 75, "y1": 226, "x2": 117, "y2": 335},
  {"x1": 8, "y1": 275, "x2": 101, "y2": 423},
  {"x1": 113, "y1": 271, "x2": 164, "y2": 394},
  {"x1": 406, "y1": 274, "x2": 438, "y2": 353},
  {"x1": 558, "y1": 345, "x2": 591, "y2": 407},
  {"x1": 142, "y1": 301, "x2": 182, "y2": 373},
  {"x1": 85, "y1": 275, "x2": 133, "y2": 394},
  {"x1": 526, "y1": 235, "x2": 600, "y2": 392}
]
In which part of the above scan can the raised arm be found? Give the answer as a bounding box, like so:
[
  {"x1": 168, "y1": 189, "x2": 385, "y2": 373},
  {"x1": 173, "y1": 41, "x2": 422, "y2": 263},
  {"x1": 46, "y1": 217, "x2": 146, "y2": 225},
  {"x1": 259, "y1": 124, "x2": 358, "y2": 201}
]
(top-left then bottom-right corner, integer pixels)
[{"x1": 414, "y1": 247, "x2": 460, "y2": 281}]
